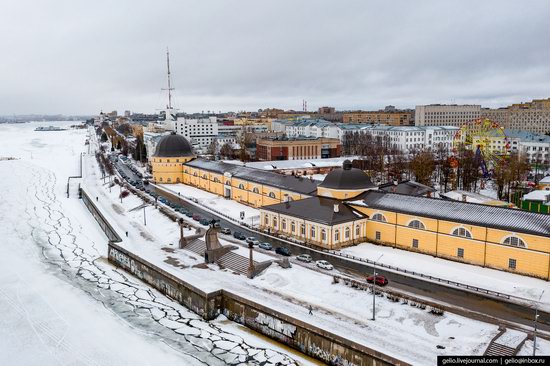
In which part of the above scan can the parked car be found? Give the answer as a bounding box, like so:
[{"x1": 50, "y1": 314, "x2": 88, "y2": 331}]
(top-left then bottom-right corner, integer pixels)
[
  {"x1": 192, "y1": 214, "x2": 201, "y2": 221},
  {"x1": 296, "y1": 254, "x2": 312, "y2": 263},
  {"x1": 258, "y1": 242, "x2": 272, "y2": 250},
  {"x1": 199, "y1": 218, "x2": 210, "y2": 226},
  {"x1": 366, "y1": 275, "x2": 388, "y2": 286},
  {"x1": 220, "y1": 228, "x2": 231, "y2": 235},
  {"x1": 185, "y1": 211, "x2": 193, "y2": 217},
  {"x1": 251, "y1": 240, "x2": 260, "y2": 246},
  {"x1": 233, "y1": 231, "x2": 246, "y2": 240},
  {"x1": 315, "y1": 260, "x2": 334, "y2": 270},
  {"x1": 275, "y1": 247, "x2": 291, "y2": 256},
  {"x1": 245, "y1": 237, "x2": 257, "y2": 244}
]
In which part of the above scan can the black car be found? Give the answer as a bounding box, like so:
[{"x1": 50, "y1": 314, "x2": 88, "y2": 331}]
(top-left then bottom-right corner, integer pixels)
[
  {"x1": 233, "y1": 231, "x2": 246, "y2": 240},
  {"x1": 275, "y1": 247, "x2": 291, "y2": 256}
]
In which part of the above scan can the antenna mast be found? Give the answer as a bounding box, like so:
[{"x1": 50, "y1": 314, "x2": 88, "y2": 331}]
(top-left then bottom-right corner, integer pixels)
[{"x1": 164, "y1": 47, "x2": 175, "y2": 109}]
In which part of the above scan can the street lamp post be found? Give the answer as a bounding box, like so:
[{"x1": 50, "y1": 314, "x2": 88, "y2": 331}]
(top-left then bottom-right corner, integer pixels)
[
  {"x1": 372, "y1": 254, "x2": 384, "y2": 321},
  {"x1": 533, "y1": 290, "x2": 545, "y2": 356},
  {"x1": 143, "y1": 206, "x2": 147, "y2": 226}
]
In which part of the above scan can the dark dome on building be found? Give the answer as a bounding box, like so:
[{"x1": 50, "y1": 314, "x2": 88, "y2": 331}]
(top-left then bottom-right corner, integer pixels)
[
  {"x1": 154, "y1": 132, "x2": 194, "y2": 157},
  {"x1": 318, "y1": 160, "x2": 376, "y2": 190}
]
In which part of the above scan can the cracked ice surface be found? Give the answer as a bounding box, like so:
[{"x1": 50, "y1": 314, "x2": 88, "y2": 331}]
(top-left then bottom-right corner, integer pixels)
[{"x1": 0, "y1": 122, "x2": 304, "y2": 366}]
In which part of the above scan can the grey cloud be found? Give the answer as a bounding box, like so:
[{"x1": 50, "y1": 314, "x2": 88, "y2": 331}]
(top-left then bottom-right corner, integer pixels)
[{"x1": 0, "y1": 0, "x2": 549, "y2": 114}]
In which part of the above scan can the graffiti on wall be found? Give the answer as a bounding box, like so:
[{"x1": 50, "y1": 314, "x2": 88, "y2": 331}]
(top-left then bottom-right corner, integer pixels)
[
  {"x1": 308, "y1": 344, "x2": 357, "y2": 366},
  {"x1": 255, "y1": 312, "x2": 296, "y2": 338}
]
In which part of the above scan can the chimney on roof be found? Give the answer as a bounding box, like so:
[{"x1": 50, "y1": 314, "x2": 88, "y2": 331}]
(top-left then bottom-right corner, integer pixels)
[{"x1": 334, "y1": 203, "x2": 339, "y2": 213}]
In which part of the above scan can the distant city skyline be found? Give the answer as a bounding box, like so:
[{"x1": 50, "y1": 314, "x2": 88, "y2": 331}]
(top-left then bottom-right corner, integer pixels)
[{"x1": 1, "y1": 0, "x2": 549, "y2": 115}]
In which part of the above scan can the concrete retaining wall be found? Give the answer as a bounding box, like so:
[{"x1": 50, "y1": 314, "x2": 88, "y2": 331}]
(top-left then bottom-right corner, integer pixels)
[{"x1": 107, "y1": 243, "x2": 406, "y2": 366}]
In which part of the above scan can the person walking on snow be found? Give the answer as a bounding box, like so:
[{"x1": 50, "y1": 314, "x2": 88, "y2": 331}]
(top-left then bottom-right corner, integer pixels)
[{"x1": 308, "y1": 305, "x2": 313, "y2": 315}]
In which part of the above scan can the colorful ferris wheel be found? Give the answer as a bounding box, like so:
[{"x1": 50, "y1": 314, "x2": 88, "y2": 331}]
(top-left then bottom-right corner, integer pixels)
[{"x1": 452, "y1": 118, "x2": 510, "y2": 177}]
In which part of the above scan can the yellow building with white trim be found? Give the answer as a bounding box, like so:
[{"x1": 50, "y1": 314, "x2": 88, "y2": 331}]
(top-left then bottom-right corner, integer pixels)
[{"x1": 151, "y1": 143, "x2": 550, "y2": 280}]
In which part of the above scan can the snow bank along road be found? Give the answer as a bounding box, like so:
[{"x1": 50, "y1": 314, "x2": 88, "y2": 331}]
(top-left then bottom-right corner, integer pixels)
[{"x1": 0, "y1": 122, "x2": 311, "y2": 366}]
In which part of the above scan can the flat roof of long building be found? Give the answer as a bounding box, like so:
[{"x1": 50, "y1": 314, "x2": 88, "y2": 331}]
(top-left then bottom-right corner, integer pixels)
[
  {"x1": 348, "y1": 190, "x2": 550, "y2": 237},
  {"x1": 184, "y1": 159, "x2": 319, "y2": 195}
]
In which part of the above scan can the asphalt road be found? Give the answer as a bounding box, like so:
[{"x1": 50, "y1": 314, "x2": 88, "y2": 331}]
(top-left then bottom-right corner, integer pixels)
[{"x1": 113, "y1": 158, "x2": 550, "y2": 336}]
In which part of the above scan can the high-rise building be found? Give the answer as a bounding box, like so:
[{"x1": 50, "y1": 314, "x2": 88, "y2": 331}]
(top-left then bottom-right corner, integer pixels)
[
  {"x1": 481, "y1": 98, "x2": 550, "y2": 134},
  {"x1": 415, "y1": 104, "x2": 480, "y2": 127}
]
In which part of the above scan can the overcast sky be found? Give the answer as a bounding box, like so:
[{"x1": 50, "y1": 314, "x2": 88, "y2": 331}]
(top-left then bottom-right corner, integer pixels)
[{"x1": 1, "y1": 0, "x2": 549, "y2": 115}]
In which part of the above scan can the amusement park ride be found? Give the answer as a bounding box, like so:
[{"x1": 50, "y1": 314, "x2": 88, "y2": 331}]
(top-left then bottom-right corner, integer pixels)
[{"x1": 450, "y1": 118, "x2": 510, "y2": 180}]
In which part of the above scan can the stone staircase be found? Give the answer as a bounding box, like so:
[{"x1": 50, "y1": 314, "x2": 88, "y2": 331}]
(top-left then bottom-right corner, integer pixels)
[
  {"x1": 185, "y1": 239, "x2": 206, "y2": 255},
  {"x1": 484, "y1": 342, "x2": 515, "y2": 356},
  {"x1": 217, "y1": 252, "x2": 257, "y2": 274},
  {"x1": 484, "y1": 328, "x2": 528, "y2": 356},
  {"x1": 183, "y1": 239, "x2": 258, "y2": 275}
]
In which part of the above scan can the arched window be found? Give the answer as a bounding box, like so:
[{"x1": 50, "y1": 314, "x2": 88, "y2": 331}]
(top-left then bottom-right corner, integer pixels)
[
  {"x1": 264, "y1": 216, "x2": 269, "y2": 225},
  {"x1": 268, "y1": 192, "x2": 276, "y2": 198},
  {"x1": 291, "y1": 222, "x2": 295, "y2": 233},
  {"x1": 273, "y1": 217, "x2": 277, "y2": 228},
  {"x1": 202, "y1": 174, "x2": 207, "y2": 179},
  {"x1": 451, "y1": 227, "x2": 472, "y2": 238},
  {"x1": 282, "y1": 219, "x2": 286, "y2": 230},
  {"x1": 345, "y1": 227, "x2": 350, "y2": 239},
  {"x1": 167, "y1": 177, "x2": 171, "y2": 183},
  {"x1": 371, "y1": 213, "x2": 387, "y2": 222},
  {"x1": 321, "y1": 229, "x2": 327, "y2": 241},
  {"x1": 238, "y1": 183, "x2": 245, "y2": 189},
  {"x1": 408, "y1": 219, "x2": 425, "y2": 230},
  {"x1": 159, "y1": 177, "x2": 163, "y2": 182},
  {"x1": 355, "y1": 225, "x2": 360, "y2": 236},
  {"x1": 253, "y1": 187, "x2": 260, "y2": 194},
  {"x1": 503, "y1": 236, "x2": 526, "y2": 248},
  {"x1": 311, "y1": 226, "x2": 316, "y2": 239},
  {"x1": 176, "y1": 177, "x2": 181, "y2": 183},
  {"x1": 225, "y1": 180, "x2": 231, "y2": 185},
  {"x1": 334, "y1": 229, "x2": 340, "y2": 241},
  {"x1": 193, "y1": 172, "x2": 197, "y2": 177},
  {"x1": 300, "y1": 224, "x2": 305, "y2": 236}
]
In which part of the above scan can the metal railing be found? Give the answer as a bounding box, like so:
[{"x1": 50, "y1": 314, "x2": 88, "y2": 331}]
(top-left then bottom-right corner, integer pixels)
[{"x1": 326, "y1": 250, "x2": 511, "y2": 300}]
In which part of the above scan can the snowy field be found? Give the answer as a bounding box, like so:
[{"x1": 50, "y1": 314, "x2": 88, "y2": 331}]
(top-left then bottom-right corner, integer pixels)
[
  {"x1": 0, "y1": 122, "x2": 312, "y2": 366},
  {"x1": 80, "y1": 143, "x2": 550, "y2": 364},
  {"x1": 340, "y1": 242, "x2": 550, "y2": 310}
]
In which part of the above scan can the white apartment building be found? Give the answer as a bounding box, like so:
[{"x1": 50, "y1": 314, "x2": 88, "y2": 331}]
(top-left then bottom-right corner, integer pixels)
[
  {"x1": 505, "y1": 130, "x2": 550, "y2": 165},
  {"x1": 415, "y1": 104, "x2": 481, "y2": 127},
  {"x1": 174, "y1": 116, "x2": 219, "y2": 147},
  {"x1": 284, "y1": 119, "x2": 340, "y2": 139},
  {"x1": 341, "y1": 125, "x2": 458, "y2": 153}
]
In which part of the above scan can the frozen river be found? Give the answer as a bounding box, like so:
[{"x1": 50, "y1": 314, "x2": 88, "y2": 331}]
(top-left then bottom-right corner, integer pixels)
[{"x1": 0, "y1": 122, "x2": 310, "y2": 366}]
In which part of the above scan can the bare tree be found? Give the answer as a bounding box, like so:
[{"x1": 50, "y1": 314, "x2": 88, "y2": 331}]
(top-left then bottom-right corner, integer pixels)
[
  {"x1": 409, "y1": 149, "x2": 436, "y2": 186},
  {"x1": 207, "y1": 138, "x2": 219, "y2": 156},
  {"x1": 220, "y1": 143, "x2": 234, "y2": 159}
]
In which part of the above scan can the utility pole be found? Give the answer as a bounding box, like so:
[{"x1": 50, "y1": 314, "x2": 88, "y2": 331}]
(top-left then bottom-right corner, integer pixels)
[
  {"x1": 372, "y1": 254, "x2": 383, "y2": 321},
  {"x1": 533, "y1": 290, "x2": 545, "y2": 356}
]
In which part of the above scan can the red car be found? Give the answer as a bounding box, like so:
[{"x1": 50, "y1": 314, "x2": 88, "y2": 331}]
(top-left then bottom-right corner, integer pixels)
[{"x1": 366, "y1": 275, "x2": 388, "y2": 286}]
